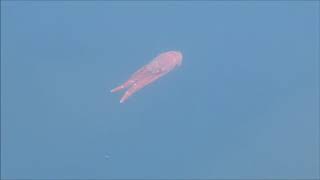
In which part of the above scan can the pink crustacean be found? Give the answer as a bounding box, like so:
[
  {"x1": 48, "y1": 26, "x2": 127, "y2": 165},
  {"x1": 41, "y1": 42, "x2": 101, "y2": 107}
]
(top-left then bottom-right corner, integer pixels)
[{"x1": 111, "y1": 51, "x2": 183, "y2": 103}]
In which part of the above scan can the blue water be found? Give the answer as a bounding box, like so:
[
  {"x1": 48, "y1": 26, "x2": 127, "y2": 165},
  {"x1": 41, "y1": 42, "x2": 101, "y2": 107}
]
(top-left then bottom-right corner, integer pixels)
[{"x1": 1, "y1": 1, "x2": 319, "y2": 179}]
